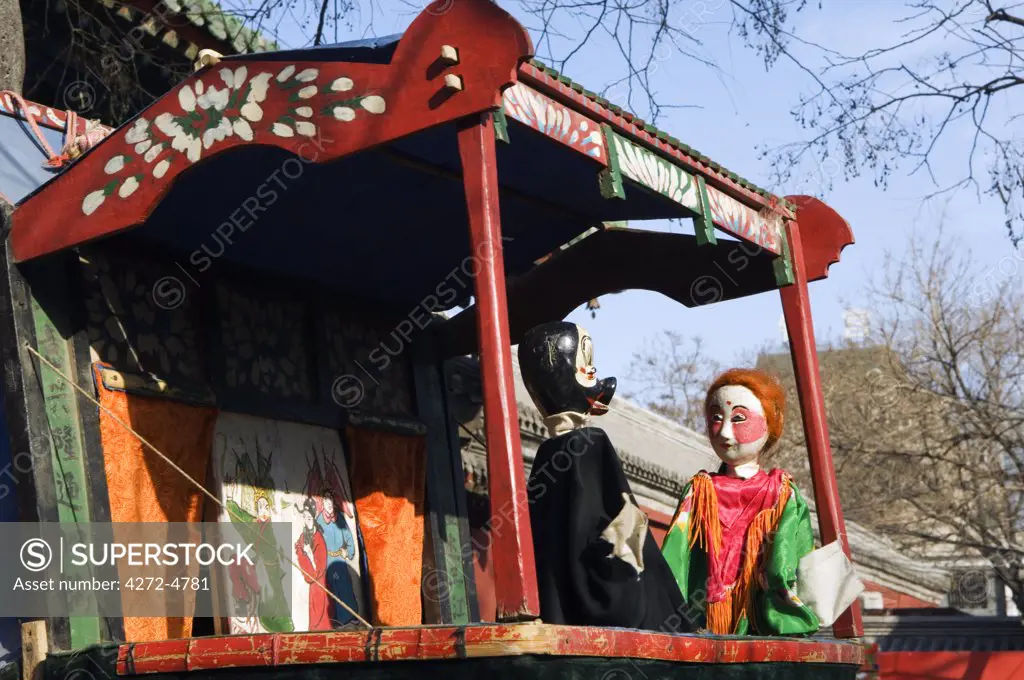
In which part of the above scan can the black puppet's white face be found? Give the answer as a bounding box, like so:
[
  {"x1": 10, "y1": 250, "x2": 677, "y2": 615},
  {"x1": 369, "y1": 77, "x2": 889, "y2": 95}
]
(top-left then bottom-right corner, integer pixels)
[
  {"x1": 574, "y1": 328, "x2": 598, "y2": 388},
  {"x1": 573, "y1": 326, "x2": 612, "y2": 415}
]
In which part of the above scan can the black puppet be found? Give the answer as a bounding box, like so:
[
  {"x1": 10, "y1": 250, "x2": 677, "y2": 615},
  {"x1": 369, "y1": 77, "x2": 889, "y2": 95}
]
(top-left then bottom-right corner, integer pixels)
[{"x1": 520, "y1": 321, "x2": 688, "y2": 631}]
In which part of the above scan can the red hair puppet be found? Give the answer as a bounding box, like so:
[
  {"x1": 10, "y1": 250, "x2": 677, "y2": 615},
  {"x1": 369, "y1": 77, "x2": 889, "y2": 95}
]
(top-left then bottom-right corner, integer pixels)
[
  {"x1": 704, "y1": 368, "x2": 786, "y2": 456},
  {"x1": 661, "y1": 368, "x2": 820, "y2": 636}
]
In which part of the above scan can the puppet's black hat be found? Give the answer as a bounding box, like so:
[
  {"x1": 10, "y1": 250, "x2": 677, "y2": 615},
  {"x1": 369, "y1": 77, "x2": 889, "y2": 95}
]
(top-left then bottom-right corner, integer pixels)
[{"x1": 517, "y1": 321, "x2": 616, "y2": 418}]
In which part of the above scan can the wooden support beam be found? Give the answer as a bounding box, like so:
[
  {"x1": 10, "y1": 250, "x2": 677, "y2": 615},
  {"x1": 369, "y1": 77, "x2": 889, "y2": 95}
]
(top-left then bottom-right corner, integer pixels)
[
  {"x1": 779, "y1": 220, "x2": 863, "y2": 638},
  {"x1": 456, "y1": 111, "x2": 539, "y2": 622},
  {"x1": 21, "y1": 620, "x2": 48, "y2": 680}
]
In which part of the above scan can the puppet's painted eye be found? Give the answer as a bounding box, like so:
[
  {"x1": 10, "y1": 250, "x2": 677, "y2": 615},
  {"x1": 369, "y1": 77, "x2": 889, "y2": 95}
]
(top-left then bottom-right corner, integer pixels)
[
  {"x1": 732, "y1": 413, "x2": 747, "y2": 423},
  {"x1": 711, "y1": 413, "x2": 724, "y2": 423}
]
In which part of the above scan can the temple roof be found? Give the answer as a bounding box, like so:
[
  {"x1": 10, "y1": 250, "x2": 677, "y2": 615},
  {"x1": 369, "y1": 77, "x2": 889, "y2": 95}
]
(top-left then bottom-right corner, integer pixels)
[{"x1": 116, "y1": 0, "x2": 278, "y2": 57}]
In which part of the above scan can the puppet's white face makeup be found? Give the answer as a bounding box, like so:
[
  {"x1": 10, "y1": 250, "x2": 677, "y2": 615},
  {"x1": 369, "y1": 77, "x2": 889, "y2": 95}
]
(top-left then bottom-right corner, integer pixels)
[
  {"x1": 574, "y1": 326, "x2": 597, "y2": 388},
  {"x1": 707, "y1": 385, "x2": 769, "y2": 467}
]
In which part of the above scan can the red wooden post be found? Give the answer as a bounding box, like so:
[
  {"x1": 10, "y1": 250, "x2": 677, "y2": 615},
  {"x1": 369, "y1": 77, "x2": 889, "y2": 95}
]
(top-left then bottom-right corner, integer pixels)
[
  {"x1": 456, "y1": 111, "x2": 540, "y2": 621},
  {"x1": 779, "y1": 219, "x2": 864, "y2": 638}
]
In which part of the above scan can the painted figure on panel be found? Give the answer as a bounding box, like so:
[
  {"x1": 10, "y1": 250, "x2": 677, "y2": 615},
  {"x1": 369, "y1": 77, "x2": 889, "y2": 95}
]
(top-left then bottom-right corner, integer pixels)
[
  {"x1": 661, "y1": 369, "x2": 861, "y2": 635},
  {"x1": 294, "y1": 497, "x2": 331, "y2": 630},
  {"x1": 304, "y1": 449, "x2": 361, "y2": 626},
  {"x1": 212, "y1": 416, "x2": 369, "y2": 634},
  {"x1": 223, "y1": 440, "x2": 295, "y2": 633},
  {"x1": 519, "y1": 321, "x2": 688, "y2": 631}
]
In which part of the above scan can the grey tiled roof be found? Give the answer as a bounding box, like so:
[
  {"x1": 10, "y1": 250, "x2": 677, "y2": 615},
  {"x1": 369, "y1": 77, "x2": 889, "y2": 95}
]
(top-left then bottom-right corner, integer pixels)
[
  {"x1": 161, "y1": 0, "x2": 278, "y2": 52},
  {"x1": 110, "y1": 0, "x2": 278, "y2": 58},
  {"x1": 864, "y1": 615, "x2": 1024, "y2": 651}
]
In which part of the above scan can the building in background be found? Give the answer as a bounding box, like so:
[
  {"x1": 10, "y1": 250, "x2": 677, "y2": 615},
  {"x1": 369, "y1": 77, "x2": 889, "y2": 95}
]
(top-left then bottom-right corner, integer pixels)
[{"x1": 757, "y1": 343, "x2": 1021, "y2": 619}]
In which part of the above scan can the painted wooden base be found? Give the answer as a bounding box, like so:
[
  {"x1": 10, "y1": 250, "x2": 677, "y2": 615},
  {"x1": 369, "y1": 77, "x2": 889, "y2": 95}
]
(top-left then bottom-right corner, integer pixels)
[
  {"x1": 109, "y1": 656, "x2": 861, "y2": 680},
  {"x1": 41, "y1": 639, "x2": 866, "y2": 680},
  {"x1": 109, "y1": 624, "x2": 865, "y2": 675}
]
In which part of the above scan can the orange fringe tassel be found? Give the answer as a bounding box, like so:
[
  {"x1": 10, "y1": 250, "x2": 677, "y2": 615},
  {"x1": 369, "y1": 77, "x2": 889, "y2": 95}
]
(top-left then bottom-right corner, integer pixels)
[
  {"x1": 690, "y1": 474, "x2": 793, "y2": 635},
  {"x1": 705, "y1": 599, "x2": 732, "y2": 635},
  {"x1": 688, "y1": 473, "x2": 723, "y2": 557}
]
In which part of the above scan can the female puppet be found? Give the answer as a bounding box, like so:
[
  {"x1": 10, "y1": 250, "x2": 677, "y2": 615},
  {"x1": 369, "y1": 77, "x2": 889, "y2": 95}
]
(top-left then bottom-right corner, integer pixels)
[
  {"x1": 520, "y1": 321, "x2": 687, "y2": 631},
  {"x1": 661, "y1": 368, "x2": 819, "y2": 636}
]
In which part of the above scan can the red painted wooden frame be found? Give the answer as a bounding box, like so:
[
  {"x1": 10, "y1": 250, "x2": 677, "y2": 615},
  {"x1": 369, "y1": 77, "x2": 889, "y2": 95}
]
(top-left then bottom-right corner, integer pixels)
[
  {"x1": 115, "y1": 624, "x2": 867, "y2": 674},
  {"x1": 500, "y1": 79, "x2": 786, "y2": 254},
  {"x1": 458, "y1": 111, "x2": 540, "y2": 620},
  {"x1": 779, "y1": 197, "x2": 862, "y2": 638},
  {"x1": 785, "y1": 195, "x2": 855, "y2": 281},
  {"x1": 7, "y1": 0, "x2": 864, "y2": 639},
  {"x1": 10, "y1": 0, "x2": 533, "y2": 262},
  {"x1": 0, "y1": 93, "x2": 98, "y2": 134}
]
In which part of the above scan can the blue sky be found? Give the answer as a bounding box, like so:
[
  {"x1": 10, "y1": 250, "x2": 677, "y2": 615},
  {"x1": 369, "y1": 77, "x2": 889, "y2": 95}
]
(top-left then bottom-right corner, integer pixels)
[{"x1": 253, "y1": 0, "x2": 1018, "y2": 394}]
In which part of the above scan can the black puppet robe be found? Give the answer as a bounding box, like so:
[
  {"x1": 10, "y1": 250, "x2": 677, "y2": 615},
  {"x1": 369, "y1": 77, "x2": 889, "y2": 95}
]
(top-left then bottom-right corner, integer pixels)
[{"x1": 527, "y1": 426, "x2": 689, "y2": 631}]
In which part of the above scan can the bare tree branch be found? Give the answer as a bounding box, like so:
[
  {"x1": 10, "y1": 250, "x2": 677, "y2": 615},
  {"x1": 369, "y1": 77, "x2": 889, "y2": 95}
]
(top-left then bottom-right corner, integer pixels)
[
  {"x1": 764, "y1": 0, "x2": 1024, "y2": 243},
  {"x1": 314, "y1": 0, "x2": 332, "y2": 45}
]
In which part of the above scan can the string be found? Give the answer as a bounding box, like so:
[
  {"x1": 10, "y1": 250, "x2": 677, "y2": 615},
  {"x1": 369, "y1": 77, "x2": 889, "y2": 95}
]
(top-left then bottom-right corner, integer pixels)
[
  {"x1": 23, "y1": 343, "x2": 373, "y2": 629},
  {"x1": 0, "y1": 90, "x2": 61, "y2": 163}
]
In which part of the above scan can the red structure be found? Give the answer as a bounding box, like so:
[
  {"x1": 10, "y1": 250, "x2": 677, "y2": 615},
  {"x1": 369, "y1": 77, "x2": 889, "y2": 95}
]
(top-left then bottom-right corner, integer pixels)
[
  {"x1": 457, "y1": 112, "x2": 539, "y2": 620},
  {"x1": 4, "y1": 0, "x2": 867, "y2": 675}
]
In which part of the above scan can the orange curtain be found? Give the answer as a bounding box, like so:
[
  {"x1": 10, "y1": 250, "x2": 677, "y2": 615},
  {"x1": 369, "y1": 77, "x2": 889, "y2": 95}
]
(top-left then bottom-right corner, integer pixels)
[
  {"x1": 346, "y1": 427, "x2": 426, "y2": 626},
  {"x1": 95, "y1": 367, "x2": 217, "y2": 642}
]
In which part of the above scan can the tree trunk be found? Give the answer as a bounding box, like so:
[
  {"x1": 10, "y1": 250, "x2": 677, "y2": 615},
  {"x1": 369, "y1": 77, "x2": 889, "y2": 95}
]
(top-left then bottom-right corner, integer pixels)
[{"x1": 0, "y1": 0, "x2": 25, "y2": 93}]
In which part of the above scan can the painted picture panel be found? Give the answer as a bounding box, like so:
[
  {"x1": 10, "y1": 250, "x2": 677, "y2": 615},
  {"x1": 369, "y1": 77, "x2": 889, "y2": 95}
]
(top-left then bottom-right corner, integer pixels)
[{"x1": 208, "y1": 412, "x2": 368, "y2": 633}]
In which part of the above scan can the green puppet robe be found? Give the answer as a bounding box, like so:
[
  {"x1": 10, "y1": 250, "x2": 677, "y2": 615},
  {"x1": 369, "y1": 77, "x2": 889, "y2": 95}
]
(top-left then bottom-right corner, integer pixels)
[{"x1": 661, "y1": 476, "x2": 820, "y2": 636}]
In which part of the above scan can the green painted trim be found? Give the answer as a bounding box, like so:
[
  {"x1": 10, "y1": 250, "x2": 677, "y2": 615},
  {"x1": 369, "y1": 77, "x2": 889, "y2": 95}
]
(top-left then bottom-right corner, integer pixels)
[
  {"x1": 440, "y1": 525, "x2": 469, "y2": 623},
  {"x1": 525, "y1": 58, "x2": 794, "y2": 212},
  {"x1": 412, "y1": 339, "x2": 470, "y2": 624},
  {"x1": 493, "y1": 109, "x2": 509, "y2": 144},
  {"x1": 773, "y1": 225, "x2": 795, "y2": 286},
  {"x1": 598, "y1": 125, "x2": 626, "y2": 200},
  {"x1": 29, "y1": 298, "x2": 102, "y2": 648},
  {"x1": 438, "y1": 354, "x2": 478, "y2": 621},
  {"x1": 694, "y1": 176, "x2": 717, "y2": 246},
  {"x1": 605, "y1": 130, "x2": 700, "y2": 215}
]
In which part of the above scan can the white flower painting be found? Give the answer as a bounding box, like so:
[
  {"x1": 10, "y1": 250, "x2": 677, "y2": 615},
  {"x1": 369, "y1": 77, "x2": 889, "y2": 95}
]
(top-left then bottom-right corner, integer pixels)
[{"x1": 80, "y1": 64, "x2": 387, "y2": 216}]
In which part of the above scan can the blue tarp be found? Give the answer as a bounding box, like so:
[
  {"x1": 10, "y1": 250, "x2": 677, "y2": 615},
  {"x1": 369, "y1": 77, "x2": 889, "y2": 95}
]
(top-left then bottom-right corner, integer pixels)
[
  {"x1": 225, "y1": 33, "x2": 403, "y2": 64},
  {"x1": 0, "y1": 113, "x2": 65, "y2": 204}
]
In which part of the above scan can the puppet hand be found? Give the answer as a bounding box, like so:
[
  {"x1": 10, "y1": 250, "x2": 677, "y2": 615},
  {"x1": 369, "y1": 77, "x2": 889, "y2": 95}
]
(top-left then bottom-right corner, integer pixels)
[
  {"x1": 796, "y1": 540, "x2": 864, "y2": 626},
  {"x1": 600, "y1": 493, "x2": 649, "y2": 575}
]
